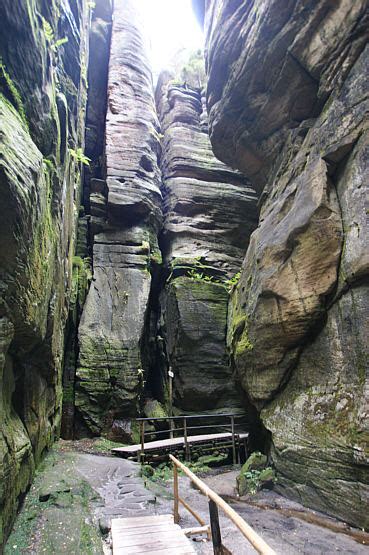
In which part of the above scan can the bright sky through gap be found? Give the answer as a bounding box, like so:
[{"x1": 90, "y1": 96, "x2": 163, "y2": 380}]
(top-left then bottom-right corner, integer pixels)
[{"x1": 136, "y1": 0, "x2": 204, "y2": 82}]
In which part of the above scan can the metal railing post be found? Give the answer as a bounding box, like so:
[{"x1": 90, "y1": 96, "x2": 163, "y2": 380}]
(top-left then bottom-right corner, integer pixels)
[
  {"x1": 140, "y1": 420, "x2": 145, "y2": 463},
  {"x1": 183, "y1": 417, "x2": 190, "y2": 461},
  {"x1": 231, "y1": 415, "x2": 236, "y2": 465}
]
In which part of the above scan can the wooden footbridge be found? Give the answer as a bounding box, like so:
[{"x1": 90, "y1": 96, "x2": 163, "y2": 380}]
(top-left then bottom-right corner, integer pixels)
[
  {"x1": 111, "y1": 514, "x2": 196, "y2": 554},
  {"x1": 112, "y1": 413, "x2": 249, "y2": 464},
  {"x1": 111, "y1": 454, "x2": 277, "y2": 554}
]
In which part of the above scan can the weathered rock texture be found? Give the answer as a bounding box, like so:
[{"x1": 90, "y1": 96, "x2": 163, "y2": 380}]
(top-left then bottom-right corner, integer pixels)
[
  {"x1": 74, "y1": 0, "x2": 162, "y2": 438},
  {"x1": 60, "y1": 0, "x2": 112, "y2": 441},
  {"x1": 201, "y1": 0, "x2": 369, "y2": 528},
  {"x1": 0, "y1": 0, "x2": 89, "y2": 546},
  {"x1": 156, "y1": 76, "x2": 258, "y2": 414}
]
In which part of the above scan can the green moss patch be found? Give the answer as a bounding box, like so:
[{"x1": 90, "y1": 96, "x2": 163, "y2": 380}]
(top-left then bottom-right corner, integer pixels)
[{"x1": 5, "y1": 450, "x2": 103, "y2": 554}]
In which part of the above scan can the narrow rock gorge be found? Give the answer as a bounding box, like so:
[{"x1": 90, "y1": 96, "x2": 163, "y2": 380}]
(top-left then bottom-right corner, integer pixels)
[{"x1": 0, "y1": 0, "x2": 368, "y2": 548}]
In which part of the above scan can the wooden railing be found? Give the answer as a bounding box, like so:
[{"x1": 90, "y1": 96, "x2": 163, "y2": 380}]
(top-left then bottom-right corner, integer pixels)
[
  {"x1": 170, "y1": 455, "x2": 276, "y2": 555},
  {"x1": 136, "y1": 413, "x2": 247, "y2": 464}
]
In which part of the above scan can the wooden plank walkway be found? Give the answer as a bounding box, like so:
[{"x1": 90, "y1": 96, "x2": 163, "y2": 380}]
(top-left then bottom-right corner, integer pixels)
[
  {"x1": 111, "y1": 514, "x2": 196, "y2": 554},
  {"x1": 112, "y1": 432, "x2": 248, "y2": 458}
]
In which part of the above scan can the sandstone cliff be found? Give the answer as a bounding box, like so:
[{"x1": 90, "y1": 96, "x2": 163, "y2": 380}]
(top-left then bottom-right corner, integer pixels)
[
  {"x1": 1, "y1": 0, "x2": 367, "y2": 546},
  {"x1": 200, "y1": 0, "x2": 369, "y2": 529},
  {"x1": 156, "y1": 74, "x2": 258, "y2": 414},
  {"x1": 74, "y1": 0, "x2": 162, "y2": 439},
  {"x1": 0, "y1": 0, "x2": 89, "y2": 544}
]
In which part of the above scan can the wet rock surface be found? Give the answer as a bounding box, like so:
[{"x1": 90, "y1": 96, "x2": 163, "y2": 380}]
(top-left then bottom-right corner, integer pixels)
[{"x1": 202, "y1": 0, "x2": 369, "y2": 528}]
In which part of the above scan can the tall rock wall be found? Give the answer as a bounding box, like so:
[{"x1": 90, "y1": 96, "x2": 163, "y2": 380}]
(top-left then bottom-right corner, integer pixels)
[
  {"x1": 0, "y1": 0, "x2": 89, "y2": 546},
  {"x1": 156, "y1": 76, "x2": 258, "y2": 414},
  {"x1": 201, "y1": 0, "x2": 369, "y2": 528},
  {"x1": 74, "y1": 0, "x2": 163, "y2": 438}
]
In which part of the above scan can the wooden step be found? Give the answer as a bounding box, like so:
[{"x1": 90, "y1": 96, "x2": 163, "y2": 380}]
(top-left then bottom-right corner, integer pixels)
[{"x1": 112, "y1": 514, "x2": 196, "y2": 554}]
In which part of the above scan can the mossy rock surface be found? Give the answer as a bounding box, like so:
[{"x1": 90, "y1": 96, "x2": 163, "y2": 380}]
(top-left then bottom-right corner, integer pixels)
[
  {"x1": 5, "y1": 449, "x2": 102, "y2": 554},
  {"x1": 240, "y1": 452, "x2": 267, "y2": 474}
]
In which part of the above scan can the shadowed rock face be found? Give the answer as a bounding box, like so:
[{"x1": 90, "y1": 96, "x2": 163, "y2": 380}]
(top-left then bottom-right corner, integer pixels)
[
  {"x1": 204, "y1": 0, "x2": 368, "y2": 190},
  {"x1": 202, "y1": 0, "x2": 369, "y2": 528},
  {"x1": 75, "y1": 0, "x2": 162, "y2": 437},
  {"x1": 0, "y1": 0, "x2": 89, "y2": 545},
  {"x1": 156, "y1": 76, "x2": 258, "y2": 414}
]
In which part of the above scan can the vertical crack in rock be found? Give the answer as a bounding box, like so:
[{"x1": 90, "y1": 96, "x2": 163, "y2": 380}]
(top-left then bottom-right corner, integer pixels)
[
  {"x1": 74, "y1": 0, "x2": 162, "y2": 440},
  {"x1": 61, "y1": 0, "x2": 113, "y2": 440}
]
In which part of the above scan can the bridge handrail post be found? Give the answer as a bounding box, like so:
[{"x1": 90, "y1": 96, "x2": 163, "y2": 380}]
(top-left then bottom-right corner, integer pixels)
[
  {"x1": 169, "y1": 454, "x2": 276, "y2": 555},
  {"x1": 173, "y1": 463, "x2": 179, "y2": 523},
  {"x1": 139, "y1": 420, "x2": 145, "y2": 463},
  {"x1": 183, "y1": 417, "x2": 190, "y2": 461},
  {"x1": 209, "y1": 499, "x2": 222, "y2": 555},
  {"x1": 230, "y1": 415, "x2": 236, "y2": 465}
]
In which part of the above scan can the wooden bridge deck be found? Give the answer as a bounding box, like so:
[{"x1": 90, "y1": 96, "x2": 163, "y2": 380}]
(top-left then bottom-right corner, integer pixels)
[
  {"x1": 112, "y1": 432, "x2": 248, "y2": 459},
  {"x1": 111, "y1": 514, "x2": 196, "y2": 554}
]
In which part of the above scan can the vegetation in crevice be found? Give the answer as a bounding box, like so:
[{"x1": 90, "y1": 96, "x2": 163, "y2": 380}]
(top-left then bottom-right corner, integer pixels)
[{"x1": 0, "y1": 60, "x2": 28, "y2": 129}]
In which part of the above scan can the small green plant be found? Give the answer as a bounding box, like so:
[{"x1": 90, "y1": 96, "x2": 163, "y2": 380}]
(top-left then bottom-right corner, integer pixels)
[
  {"x1": 241, "y1": 467, "x2": 275, "y2": 494},
  {"x1": 93, "y1": 437, "x2": 122, "y2": 453},
  {"x1": 0, "y1": 58, "x2": 28, "y2": 129},
  {"x1": 43, "y1": 158, "x2": 55, "y2": 171},
  {"x1": 180, "y1": 49, "x2": 206, "y2": 89},
  {"x1": 140, "y1": 460, "x2": 214, "y2": 483},
  {"x1": 243, "y1": 470, "x2": 262, "y2": 494},
  {"x1": 225, "y1": 271, "x2": 241, "y2": 292},
  {"x1": 187, "y1": 269, "x2": 219, "y2": 283},
  {"x1": 42, "y1": 17, "x2": 68, "y2": 51},
  {"x1": 168, "y1": 79, "x2": 182, "y2": 87},
  {"x1": 69, "y1": 147, "x2": 91, "y2": 165}
]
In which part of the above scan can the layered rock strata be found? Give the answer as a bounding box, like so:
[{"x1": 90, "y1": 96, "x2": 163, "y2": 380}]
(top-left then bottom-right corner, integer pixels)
[
  {"x1": 201, "y1": 0, "x2": 369, "y2": 528},
  {"x1": 74, "y1": 0, "x2": 162, "y2": 438},
  {"x1": 156, "y1": 76, "x2": 258, "y2": 413},
  {"x1": 0, "y1": 0, "x2": 89, "y2": 546},
  {"x1": 61, "y1": 0, "x2": 112, "y2": 440}
]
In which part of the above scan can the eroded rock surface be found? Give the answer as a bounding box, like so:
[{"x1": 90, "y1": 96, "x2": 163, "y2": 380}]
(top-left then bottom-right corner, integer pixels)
[
  {"x1": 0, "y1": 0, "x2": 89, "y2": 545},
  {"x1": 202, "y1": 0, "x2": 369, "y2": 527},
  {"x1": 75, "y1": 0, "x2": 162, "y2": 437},
  {"x1": 156, "y1": 76, "x2": 258, "y2": 413}
]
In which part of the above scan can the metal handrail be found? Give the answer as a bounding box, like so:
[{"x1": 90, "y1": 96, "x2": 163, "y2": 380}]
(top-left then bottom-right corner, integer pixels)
[
  {"x1": 136, "y1": 413, "x2": 244, "y2": 421},
  {"x1": 136, "y1": 413, "x2": 246, "y2": 463},
  {"x1": 170, "y1": 454, "x2": 276, "y2": 555},
  {"x1": 142, "y1": 423, "x2": 236, "y2": 436}
]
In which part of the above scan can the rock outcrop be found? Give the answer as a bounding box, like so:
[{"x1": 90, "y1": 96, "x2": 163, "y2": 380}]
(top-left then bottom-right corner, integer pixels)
[
  {"x1": 201, "y1": 0, "x2": 369, "y2": 528},
  {"x1": 0, "y1": 0, "x2": 89, "y2": 545},
  {"x1": 74, "y1": 0, "x2": 162, "y2": 438},
  {"x1": 156, "y1": 76, "x2": 258, "y2": 414}
]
